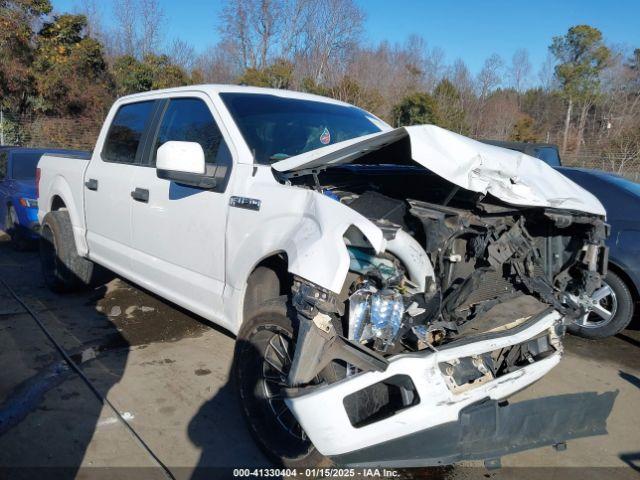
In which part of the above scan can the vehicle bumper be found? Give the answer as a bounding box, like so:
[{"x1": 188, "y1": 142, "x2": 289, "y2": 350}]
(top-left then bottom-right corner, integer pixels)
[
  {"x1": 11, "y1": 205, "x2": 40, "y2": 239},
  {"x1": 285, "y1": 309, "x2": 616, "y2": 465},
  {"x1": 15, "y1": 220, "x2": 40, "y2": 239},
  {"x1": 331, "y1": 391, "x2": 616, "y2": 467}
]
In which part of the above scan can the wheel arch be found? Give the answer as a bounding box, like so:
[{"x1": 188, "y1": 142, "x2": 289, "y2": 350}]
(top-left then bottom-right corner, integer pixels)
[
  {"x1": 42, "y1": 176, "x2": 88, "y2": 257},
  {"x1": 242, "y1": 251, "x2": 292, "y2": 323},
  {"x1": 50, "y1": 195, "x2": 67, "y2": 211}
]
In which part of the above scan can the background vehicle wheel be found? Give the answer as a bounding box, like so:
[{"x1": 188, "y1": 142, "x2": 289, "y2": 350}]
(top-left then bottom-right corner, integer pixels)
[
  {"x1": 234, "y1": 298, "x2": 333, "y2": 468},
  {"x1": 569, "y1": 270, "x2": 634, "y2": 339},
  {"x1": 7, "y1": 205, "x2": 28, "y2": 251},
  {"x1": 40, "y1": 210, "x2": 95, "y2": 293}
]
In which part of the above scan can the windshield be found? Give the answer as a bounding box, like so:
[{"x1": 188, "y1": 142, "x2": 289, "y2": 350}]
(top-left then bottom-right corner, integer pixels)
[
  {"x1": 220, "y1": 93, "x2": 383, "y2": 164},
  {"x1": 11, "y1": 152, "x2": 42, "y2": 180},
  {"x1": 531, "y1": 146, "x2": 561, "y2": 167}
]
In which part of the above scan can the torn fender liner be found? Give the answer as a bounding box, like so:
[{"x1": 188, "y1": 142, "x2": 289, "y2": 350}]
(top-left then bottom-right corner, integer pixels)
[{"x1": 330, "y1": 391, "x2": 617, "y2": 467}]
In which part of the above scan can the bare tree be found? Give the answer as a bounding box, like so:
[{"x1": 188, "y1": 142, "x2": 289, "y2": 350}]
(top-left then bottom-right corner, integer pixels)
[
  {"x1": 169, "y1": 39, "x2": 197, "y2": 72},
  {"x1": 219, "y1": 0, "x2": 284, "y2": 70},
  {"x1": 344, "y1": 37, "x2": 430, "y2": 119},
  {"x1": 77, "y1": 0, "x2": 104, "y2": 41},
  {"x1": 114, "y1": 0, "x2": 137, "y2": 56},
  {"x1": 538, "y1": 53, "x2": 558, "y2": 91},
  {"x1": 291, "y1": 0, "x2": 365, "y2": 84},
  {"x1": 112, "y1": 0, "x2": 165, "y2": 58},
  {"x1": 477, "y1": 53, "x2": 504, "y2": 99},
  {"x1": 140, "y1": 0, "x2": 165, "y2": 57},
  {"x1": 509, "y1": 48, "x2": 531, "y2": 93},
  {"x1": 194, "y1": 41, "x2": 240, "y2": 84}
]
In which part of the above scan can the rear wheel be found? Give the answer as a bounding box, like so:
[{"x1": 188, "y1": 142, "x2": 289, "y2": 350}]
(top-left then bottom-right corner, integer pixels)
[
  {"x1": 569, "y1": 270, "x2": 634, "y2": 339},
  {"x1": 40, "y1": 210, "x2": 95, "y2": 293},
  {"x1": 234, "y1": 298, "x2": 332, "y2": 468}
]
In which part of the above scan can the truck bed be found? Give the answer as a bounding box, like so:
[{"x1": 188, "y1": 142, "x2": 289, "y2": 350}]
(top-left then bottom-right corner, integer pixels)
[{"x1": 37, "y1": 152, "x2": 92, "y2": 254}]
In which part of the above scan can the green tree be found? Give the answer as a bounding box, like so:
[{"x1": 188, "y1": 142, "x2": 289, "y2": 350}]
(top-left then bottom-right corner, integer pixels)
[
  {"x1": 32, "y1": 14, "x2": 113, "y2": 117},
  {"x1": 509, "y1": 114, "x2": 538, "y2": 142},
  {"x1": 327, "y1": 77, "x2": 383, "y2": 116},
  {"x1": 238, "y1": 59, "x2": 294, "y2": 89},
  {"x1": 550, "y1": 25, "x2": 611, "y2": 154},
  {"x1": 433, "y1": 79, "x2": 468, "y2": 133},
  {"x1": 391, "y1": 92, "x2": 438, "y2": 127},
  {"x1": 0, "y1": 0, "x2": 53, "y2": 114},
  {"x1": 112, "y1": 54, "x2": 190, "y2": 96}
]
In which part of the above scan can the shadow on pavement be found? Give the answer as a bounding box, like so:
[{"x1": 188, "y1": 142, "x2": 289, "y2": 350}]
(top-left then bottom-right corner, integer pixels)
[
  {"x1": 188, "y1": 340, "x2": 271, "y2": 478},
  {"x1": 0, "y1": 236, "x2": 131, "y2": 478}
]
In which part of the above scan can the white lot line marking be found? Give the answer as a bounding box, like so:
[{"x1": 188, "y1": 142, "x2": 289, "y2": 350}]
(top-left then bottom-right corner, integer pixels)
[
  {"x1": 98, "y1": 412, "x2": 135, "y2": 428},
  {"x1": 0, "y1": 277, "x2": 175, "y2": 480}
]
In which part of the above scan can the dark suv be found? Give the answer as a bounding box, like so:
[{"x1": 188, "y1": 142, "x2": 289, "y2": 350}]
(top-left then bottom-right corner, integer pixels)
[{"x1": 482, "y1": 139, "x2": 638, "y2": 339}]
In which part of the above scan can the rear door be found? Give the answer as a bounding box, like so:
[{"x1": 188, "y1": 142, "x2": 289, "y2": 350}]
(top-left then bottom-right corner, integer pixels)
[
  {"x1": 84, "y1": 100, "x2": 158, "y2": 276},
  {"x1": 129, "y1": 93, "x2": 234, "y2": 323}
]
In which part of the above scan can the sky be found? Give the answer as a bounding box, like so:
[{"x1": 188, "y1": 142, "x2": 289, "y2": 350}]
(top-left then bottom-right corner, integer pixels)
[{"x1": 50, "y1": 0, "x2": 640, "y2": 75}]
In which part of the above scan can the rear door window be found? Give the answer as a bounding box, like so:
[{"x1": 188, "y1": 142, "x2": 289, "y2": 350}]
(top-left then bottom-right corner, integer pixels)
[{"x1": 102, "y1": 101, "x2": 156, "y2": 164}]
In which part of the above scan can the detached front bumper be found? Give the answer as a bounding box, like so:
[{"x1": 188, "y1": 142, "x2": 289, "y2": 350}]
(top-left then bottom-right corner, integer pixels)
[{"x1": 286, "y1": 309, "x2": 616, "y2": 466}]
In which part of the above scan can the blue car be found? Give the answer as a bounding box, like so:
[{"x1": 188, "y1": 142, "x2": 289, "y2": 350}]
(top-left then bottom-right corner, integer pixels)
[
  {"x1": 482, "y1": 139, "x2": 639, "y2": 338},
  {"x1": 0, "y1": 147, "x2": 84, "y2": 249},
  {"x1": 557, "y1": 167, "x2": 640, "y2": 338}
]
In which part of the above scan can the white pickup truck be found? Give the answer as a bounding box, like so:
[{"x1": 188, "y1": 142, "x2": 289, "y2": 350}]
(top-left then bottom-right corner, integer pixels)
[{"x1": 37, "y1": 85, "x2": 616, "y2": 468}]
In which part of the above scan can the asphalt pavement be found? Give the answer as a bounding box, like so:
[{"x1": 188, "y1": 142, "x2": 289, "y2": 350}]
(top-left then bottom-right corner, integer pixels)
[{"x1": 0, "y1": 233, "x2": 638, "y2": 479}]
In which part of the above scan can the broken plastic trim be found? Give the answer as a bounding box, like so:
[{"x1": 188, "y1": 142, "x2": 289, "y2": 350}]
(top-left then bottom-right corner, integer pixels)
[
  {"x1": 331, "y1": 391, "x2": 618, "y2": 467},
  {"x1": 288, "y1": 277, "x2": 388, "y2": 386}
]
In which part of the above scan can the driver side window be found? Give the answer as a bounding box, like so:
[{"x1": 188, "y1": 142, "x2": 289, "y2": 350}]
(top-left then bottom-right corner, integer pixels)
[{"x1": 153, "y1": 98, "x2": 231, "y2": 176}]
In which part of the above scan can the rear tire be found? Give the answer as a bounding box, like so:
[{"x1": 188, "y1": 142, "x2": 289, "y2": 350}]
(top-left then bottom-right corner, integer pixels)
[
  {"x1": 569, "y1": 270, "x2": 634, "y2": 339},
  {"x1": 39, "y1": 210, "x2": 95, "y2": 293},
  {"x1": 234, "y1": 297, "x2": 331, "y2": 468}
]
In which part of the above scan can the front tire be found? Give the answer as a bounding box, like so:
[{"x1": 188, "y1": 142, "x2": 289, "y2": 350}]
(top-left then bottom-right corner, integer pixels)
[
  {"x1": 569, "y1": 270, "x2": 634, "y2": 339},
  {"x1": 40, "y1": 210, "x2": 95, "y2": 293},
  {"x1": 234, "y1": 298, "x2": 330, "y2": 468}
]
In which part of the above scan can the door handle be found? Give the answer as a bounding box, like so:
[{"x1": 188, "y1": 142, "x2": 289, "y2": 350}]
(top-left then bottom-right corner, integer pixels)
[
  {"x1": 85, "y1": 178, "x2": 98, "y2": 191},
  {"x1": 131, "y1": 187, "x2": 149, "y2": 203}
]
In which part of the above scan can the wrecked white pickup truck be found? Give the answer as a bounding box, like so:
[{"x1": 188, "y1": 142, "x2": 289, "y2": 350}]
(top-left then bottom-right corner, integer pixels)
[{"x1": 36, "y1": 86, "x2": 616, "y2": 468}]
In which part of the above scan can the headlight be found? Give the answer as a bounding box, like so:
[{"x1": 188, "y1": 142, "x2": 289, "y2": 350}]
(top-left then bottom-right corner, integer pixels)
[
  {"x1": 348, "y1": 287, "x2": 404, "y2": 349},
  {"x1": 19, "y1": 198, "x2": 38, "y2": 208}
]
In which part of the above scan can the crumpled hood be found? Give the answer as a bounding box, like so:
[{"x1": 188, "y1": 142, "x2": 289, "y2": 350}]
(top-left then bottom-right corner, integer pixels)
[{"x1": 272, "y1": 125, "x2": 606, "y2": 216}]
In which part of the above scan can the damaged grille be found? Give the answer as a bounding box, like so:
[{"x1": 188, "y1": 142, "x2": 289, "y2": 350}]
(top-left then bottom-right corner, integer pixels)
[{"x1": 464, "y1": 262, "x2": 546, "y2": 307}]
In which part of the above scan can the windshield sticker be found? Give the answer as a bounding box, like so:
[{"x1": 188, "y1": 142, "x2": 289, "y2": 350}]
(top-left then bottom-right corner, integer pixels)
[{"x1": 320, "y1": 127, "x2": 331, "y2": 145}]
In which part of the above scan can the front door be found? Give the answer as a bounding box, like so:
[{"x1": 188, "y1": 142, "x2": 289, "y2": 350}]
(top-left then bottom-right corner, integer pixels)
[
  {"x1": 85, "y1": 100, "x2": 158, "y2": 277},
  {"x1": 129, "y1": 94, "x2": 233, "y2": 323}
]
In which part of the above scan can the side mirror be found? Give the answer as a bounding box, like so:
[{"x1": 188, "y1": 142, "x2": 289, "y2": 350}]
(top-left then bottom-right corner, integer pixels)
[{"x1": 156, "y1": 141, "x2": 216, "y2": 189}]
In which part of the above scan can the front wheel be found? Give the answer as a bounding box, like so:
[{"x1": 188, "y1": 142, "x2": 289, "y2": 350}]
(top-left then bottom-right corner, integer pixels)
[
  {"x1": 569, "y1": 270, "x2": 634, "y2": 339},
  {"x1": 234, "y1": 298, "x2": 331, "y2": 468}
]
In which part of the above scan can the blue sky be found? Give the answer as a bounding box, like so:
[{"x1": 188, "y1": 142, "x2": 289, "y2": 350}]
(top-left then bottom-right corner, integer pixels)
[{"x1": 51, "y1": 0, "x2": 640, "y2": 75}]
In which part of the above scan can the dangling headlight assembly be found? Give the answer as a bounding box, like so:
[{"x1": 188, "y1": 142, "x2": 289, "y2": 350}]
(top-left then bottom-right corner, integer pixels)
[{"x1": 348, "y1": 286, "x2": 405, "y2": 350}]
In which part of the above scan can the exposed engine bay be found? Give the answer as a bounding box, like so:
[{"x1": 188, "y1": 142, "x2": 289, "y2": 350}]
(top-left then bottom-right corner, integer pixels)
[
  {"x1": 268, "y1": 126, "x2": 614, "y2": 464},
  {"x1": 279, "y1": 163, "x2": 608, "y2": 391}
]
